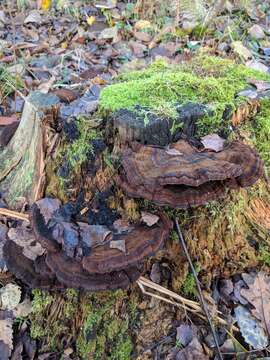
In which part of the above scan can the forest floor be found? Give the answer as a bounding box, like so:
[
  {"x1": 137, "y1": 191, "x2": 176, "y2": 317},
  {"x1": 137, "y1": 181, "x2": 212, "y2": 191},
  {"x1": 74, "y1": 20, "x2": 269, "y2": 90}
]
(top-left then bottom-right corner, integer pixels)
[{"x1": 0, "y1": 1, "x2": 270, "y2": 359}]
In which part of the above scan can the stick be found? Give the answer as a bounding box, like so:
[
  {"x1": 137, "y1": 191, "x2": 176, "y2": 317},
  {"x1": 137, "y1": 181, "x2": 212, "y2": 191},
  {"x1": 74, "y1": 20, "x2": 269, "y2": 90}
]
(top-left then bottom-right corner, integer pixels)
[
  {"x1": 0, "y1": 208, "x2": 29, "y2": 222},
  {"x1": 175, "y1": 219, "x2": 223, "y2": 360},
  {"x1": 137, "y1": 276, "x2": 238, "y2": 330}
]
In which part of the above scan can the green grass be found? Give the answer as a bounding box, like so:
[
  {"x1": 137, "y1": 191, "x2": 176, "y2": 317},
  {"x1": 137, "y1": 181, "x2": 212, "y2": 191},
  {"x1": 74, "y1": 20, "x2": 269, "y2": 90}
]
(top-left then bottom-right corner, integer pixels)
[{"x1": 0, "y1": 66, "x2": 23, "y2": 100}]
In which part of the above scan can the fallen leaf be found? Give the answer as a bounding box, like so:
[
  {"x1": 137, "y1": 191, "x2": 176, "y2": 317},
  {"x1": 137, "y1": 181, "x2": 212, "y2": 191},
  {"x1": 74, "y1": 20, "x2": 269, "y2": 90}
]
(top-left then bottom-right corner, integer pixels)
[
  {"x1": 247, "y1": 79, "x2": 270, "y2": 92},
  {"x1": 0, "y1": 10, "x2": 7, "y2": 25},
  {"x1": 95, "y1": 0, "x2": 117, "y2": 9},
  {"x1": 0, "y1": 284, "x2": 21, "y2": 310},
  {"x1": 248, "y1": 24, "x2": 265, "y2": 40},
  {"x1": 133, "y1": 31, "x2": 152, "y2": 42},
  {"x1": 175, "y1": 337, "x2": 208, "y2": 360},
  {"x1": 235, "y1": 305, "x2": 268, "y2": 349},
  {"x1": 38, "y1": 76, "x2": 56, "y2": 94},
  {"x1": 219, "y1": 279, "x2": 234, "y2": 298},
  {"x1": 231, "y1": 41, "x2": 252, "y2": 60},
  {"x1": 134, "y1": 20, "x2": 151, "y2": 31},
  {"x1": 8, "y1": 226, "x2": 45, "y2": 261},
  {"x1": 176, "y1": 324, "x2": 194, "y2": 347},
  {"x1": 110, "y1": 240, "x2": 126, "y2": 253},
  {"x1": 0, "y1": 116, "x2": 17, "y2": 126},
  {"x1": 113, "y1": 219, "x2": 133, "y2": 234},
  {"x1": 12, "y1": 298, "x2": 32, "y2": 318},
  {"x1": 233, "y1": 279, "x2": 249, "y2": 305},
  {"x1": 246, "y1": 60, "x2": 269, "y2": 73},
  {"x1": 241, "y1": 272, "x2": 270, "y2": 336},
  {"x1": 41, "y1": 0, "x2": 52, "y2": 10},
  {"x1": 99, "y1": 27, "x2": 118, "y2": 40},
  {"x1": 141, "y1": 212, "x2": 159, "y2": 226},
  {"x1": 0, "y1": 317, "x2": 13, "y2": 360},
  {"x1": 53, "y1": 89, "x2": 78, "y2": 103},
  {"x1": 201, "y1": 134, "x2": 225, "y2": 152},
  {"x1": 36, "y1": 197, "x2": 61, "y2": 224},
  {"x1": 150, "y1": 263, "x2": 161, "y2": 284},
  {"x1": 24, "y1": 11, "x2": 42, "y2": 24},
  {"x1": 79, "y1": 223, "x2": 111, "y2": 248},
  {"x1": 87, "y1": 16, "x2": 96, "y2": 26},
  {"x1": 165, "y1": 148, "x2": 183, "y2": 156}
]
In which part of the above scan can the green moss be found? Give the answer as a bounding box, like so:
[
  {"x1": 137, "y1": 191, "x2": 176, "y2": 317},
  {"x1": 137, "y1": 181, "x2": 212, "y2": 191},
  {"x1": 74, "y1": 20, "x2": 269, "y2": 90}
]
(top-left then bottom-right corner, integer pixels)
[
  {"x1": 252, "y1": 100, "x2": 270, "y2": 173},
  {"x1": 31, "y1": 288, "x2": 139, "y2": 360},
  {"x1": 258, "y1": 245, "x2": 270, "y2": 266},
  {"x1": 181, "y1": 265, "x2": 200, "y2": 298},
  {"x1": 63, "y1": 116, "x2": 98, "y2": 172},
  {"x1": 31, "y1": 289, "x2": 53, "y2": 313},
  {"x1": 76, "y1": 290, "x2": 138, "y2": 360},
  {"x1": 100, "y1": 55, "x2": 270, "y2": 136},
  {"x1": 30, "y1": 289, "x2": 79, "y2": 351}
]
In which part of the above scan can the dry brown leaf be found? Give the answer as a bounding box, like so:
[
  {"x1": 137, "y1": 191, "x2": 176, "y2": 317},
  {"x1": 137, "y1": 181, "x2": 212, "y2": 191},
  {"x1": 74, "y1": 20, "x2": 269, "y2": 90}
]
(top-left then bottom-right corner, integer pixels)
[
  {"x1": 248, "y1": 79, "x2": 270, "y2": 91},
  {"x1": 241, "y1": 272, "x2": 270, "y2": 336},
  {"x1": 165, "y1": 148, "x2": 183, "y2": 156},
  {"x1": 201, "y1": 134, "x2": 225, "y2": 152},
  {"x1": 38, "y1": 76, "x2": 56, "y2": 94},
  {"x1": 53, "y1": 89, "x2": 78, "y2": 103},
  {"x1": 110, "y1": 239, "x2": 126, "y2": 253},
  {"x1": 0, "y1": 116, "x2": 18, "y2": 126},
  {"x1": 141, "y1": 212, "x2": 159, "y2": 226},
  {"x1": 7, "y1": 226, "x2": 45, "y2": 261},
  {"x1": 175, "y1": 337, "x2": 208, "y2": 360}
]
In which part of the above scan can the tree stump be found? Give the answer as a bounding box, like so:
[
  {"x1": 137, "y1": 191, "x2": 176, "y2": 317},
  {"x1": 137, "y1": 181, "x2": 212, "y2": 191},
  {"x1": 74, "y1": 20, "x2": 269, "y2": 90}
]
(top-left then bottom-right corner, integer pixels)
[
  {"x1": 113, "y1": 103, "x2": 210, "y2": 147},
  {"x1": 0, "y1": 91, "x2": 60, "y2": 208}
]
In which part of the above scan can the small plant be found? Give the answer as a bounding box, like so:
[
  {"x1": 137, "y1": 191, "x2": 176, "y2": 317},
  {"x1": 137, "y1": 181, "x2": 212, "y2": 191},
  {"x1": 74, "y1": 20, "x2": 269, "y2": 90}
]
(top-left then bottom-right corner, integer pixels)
[{"x1": 181, "y1": 265, "x2": 200, "y2": 298}]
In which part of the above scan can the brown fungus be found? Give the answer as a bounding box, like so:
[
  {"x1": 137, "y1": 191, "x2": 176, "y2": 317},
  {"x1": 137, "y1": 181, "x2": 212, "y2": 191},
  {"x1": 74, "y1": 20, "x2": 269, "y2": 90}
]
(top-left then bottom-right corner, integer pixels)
[
  {"x1": 3, "y1": 201, "x2": 172, "y2": 291},
  {"x1": 82, "y1": 213, "x2": 172, "y2": 274},
  {"x1": 117, "y1": 140, "x2": 264, "y2": 208},
  {"x1": 46, "y1": 252, "x2": 141, "y2": 291},
  {"x1": 2, "y1": 241, "x2": 60, "y2": 290}
]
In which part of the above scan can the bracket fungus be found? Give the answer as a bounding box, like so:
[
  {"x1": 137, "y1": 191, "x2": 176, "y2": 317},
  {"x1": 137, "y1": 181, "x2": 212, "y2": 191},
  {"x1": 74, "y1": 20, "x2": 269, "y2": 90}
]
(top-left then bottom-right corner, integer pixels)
[
  {"x1": 3, "y1": 200, "x2": 172, "y2": 291},
  {"x1": 117, "y1": 140, "x2": 264, "y2": 208}
]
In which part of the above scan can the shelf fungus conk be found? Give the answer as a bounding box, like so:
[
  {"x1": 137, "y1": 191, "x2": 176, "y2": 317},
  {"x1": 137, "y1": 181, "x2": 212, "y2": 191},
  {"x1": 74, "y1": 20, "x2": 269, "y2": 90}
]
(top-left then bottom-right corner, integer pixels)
[
  {"x1": 3, "y1": 201, "x2": 172, "y2": 291},
  {"x1": 117, "y1": 140, "x2": 264, "y2": 208}
]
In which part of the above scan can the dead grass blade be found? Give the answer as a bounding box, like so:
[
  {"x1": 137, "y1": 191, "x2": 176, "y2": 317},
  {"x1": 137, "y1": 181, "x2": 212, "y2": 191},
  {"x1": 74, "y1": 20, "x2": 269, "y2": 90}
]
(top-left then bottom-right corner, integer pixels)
[{"x1": 0, "y1": 208, "x2": 29, "y2": 222}]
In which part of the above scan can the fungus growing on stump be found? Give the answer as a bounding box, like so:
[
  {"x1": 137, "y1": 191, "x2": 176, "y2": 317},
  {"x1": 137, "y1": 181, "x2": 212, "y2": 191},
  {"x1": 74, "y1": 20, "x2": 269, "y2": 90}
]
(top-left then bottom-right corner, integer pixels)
[
  {"x1": 3, "y1": 200, "x2": 172, "y2": 291},
  {"x1": 117, "y1": 140, "x2": 264, "y2": 208}
]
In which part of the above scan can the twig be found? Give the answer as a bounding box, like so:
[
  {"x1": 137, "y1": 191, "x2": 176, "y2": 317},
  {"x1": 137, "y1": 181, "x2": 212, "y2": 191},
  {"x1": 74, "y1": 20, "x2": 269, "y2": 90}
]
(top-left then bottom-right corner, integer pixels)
[
  {"x1": 137, "y1": 277, "x2": 238, "y2": 331},
  {"x1": 0, "y1": 208, "x2": 29, "y2": 222},
  {"x1": 175, "y1": 219, "x2": 223, "y2": 360}
]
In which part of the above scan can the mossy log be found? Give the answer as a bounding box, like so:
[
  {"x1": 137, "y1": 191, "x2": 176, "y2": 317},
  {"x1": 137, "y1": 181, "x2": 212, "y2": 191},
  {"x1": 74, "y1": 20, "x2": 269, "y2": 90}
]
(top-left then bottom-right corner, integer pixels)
[{"x1": 0, "y1": 91, "x2": 60, "y2": 208}]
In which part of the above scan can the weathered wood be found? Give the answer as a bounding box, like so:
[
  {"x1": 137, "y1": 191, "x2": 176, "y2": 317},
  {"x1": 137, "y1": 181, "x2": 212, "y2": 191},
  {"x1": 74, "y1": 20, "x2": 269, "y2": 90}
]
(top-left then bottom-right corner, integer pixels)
[
  {"x1": 113, "y1": 103, "x2": 210, "y2": 147},
  {"x1": 0, "y1": 91, "x2": 60, "y2": 208}
]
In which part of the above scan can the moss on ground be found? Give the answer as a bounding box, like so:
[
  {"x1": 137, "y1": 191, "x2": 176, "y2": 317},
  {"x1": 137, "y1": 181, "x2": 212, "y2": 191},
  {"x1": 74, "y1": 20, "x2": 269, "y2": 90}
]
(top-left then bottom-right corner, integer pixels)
[
  {"x1": 30, "y1": 288, "x2": 139, "y2": 359},
  {"x1": 100, "y1": 55, "x2": 270, "y2": 136}
]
